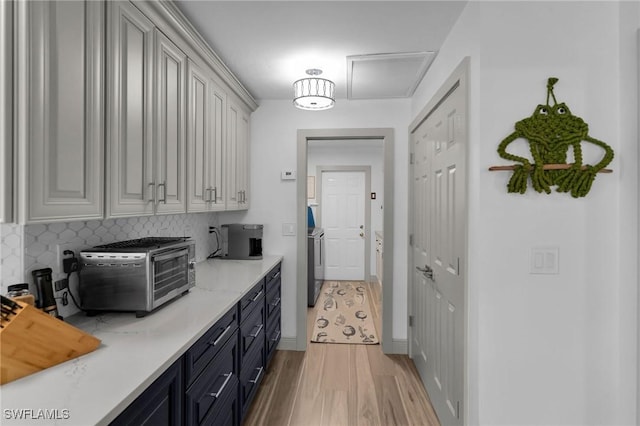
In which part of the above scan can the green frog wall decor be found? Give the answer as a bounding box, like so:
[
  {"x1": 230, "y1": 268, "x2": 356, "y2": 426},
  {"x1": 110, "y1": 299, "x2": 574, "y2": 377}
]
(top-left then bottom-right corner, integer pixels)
[{"x1": 496, "y1": 78, "x2": 614, "y2": 198}]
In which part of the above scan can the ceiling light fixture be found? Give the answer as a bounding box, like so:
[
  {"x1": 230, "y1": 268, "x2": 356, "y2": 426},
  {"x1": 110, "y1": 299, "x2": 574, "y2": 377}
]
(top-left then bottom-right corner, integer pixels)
[{"x1": 293, "y1": 69, "x2": 335, "y2": 110}]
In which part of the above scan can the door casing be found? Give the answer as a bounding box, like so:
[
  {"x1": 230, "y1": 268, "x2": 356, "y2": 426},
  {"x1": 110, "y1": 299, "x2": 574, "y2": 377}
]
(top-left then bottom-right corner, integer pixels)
[{"x1": 296, "y1": 128, "x2": 395, "y2": 353}]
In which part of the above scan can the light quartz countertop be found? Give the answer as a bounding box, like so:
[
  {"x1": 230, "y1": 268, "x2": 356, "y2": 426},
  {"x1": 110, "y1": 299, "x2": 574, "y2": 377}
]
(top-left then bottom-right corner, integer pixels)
[{"x1": 0, "y1": 255, "x2": 283, "y2": 426}]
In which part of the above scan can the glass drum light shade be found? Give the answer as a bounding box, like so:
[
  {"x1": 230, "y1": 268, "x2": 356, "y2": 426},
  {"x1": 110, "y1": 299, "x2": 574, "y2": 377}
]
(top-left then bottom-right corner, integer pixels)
[{"x1": 293, "y1": 77, "x2": 335, "y2": 110}]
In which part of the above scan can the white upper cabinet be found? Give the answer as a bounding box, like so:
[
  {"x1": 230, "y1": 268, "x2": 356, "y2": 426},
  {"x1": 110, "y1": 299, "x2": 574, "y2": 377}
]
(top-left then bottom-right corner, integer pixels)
[
  {"x1": 106, "y1": 1, "x2": 155, "y2": 217},
  {"x1": 186, "y1": 59, "x2": 225, "y2": 213},
  {"x1": 225, "y1": 98, "x2": 250, "y2": 211},
  {"x1": 15, "y1": 0, "x2": 105, "y2": 223},
  {"x1": 153, "y1": 29, "x2": 187, "y2": 215},
  {"x1": 0, "y1": 0, "x2": 12, "y2": 223}
]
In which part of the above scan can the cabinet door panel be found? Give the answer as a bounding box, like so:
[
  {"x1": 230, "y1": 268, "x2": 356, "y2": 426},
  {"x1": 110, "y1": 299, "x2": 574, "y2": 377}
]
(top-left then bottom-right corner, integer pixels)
[
  {"x1": 225, "y1": 99, "x2": 249, "y2": 211},
  {"x1": 210, "y1": 82, "x2": 226, "y2": 209},
  {"x1": 225, "y1": 102, "x2": 239, "y2": 209},
  {"x1": 107, "y1": 1, "x2": 154, "y2": 217},
  {"x1": 186, "y1": 59, "x2": 209, "y2": 212},
  {"x1": 155, "y1": 29, "x2": 186, "y2": 214},
  {"x1": 19, "y1": 0, "x2": 104, "y2": 222}
]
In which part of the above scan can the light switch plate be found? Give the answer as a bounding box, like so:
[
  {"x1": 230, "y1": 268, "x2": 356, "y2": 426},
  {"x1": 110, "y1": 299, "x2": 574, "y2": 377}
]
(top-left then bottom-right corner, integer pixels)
[
  {"x1": 282, "y1": 223, "x2": 296, "y2": 236},
  {"x1": 530, "y1": 247, "x2": 559, "y2": 274}
]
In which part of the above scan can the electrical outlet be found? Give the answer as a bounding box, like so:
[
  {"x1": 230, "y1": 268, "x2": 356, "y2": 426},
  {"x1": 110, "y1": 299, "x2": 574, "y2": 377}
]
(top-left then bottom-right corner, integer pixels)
[
  {"x1": 57, "y1": 243, "x2": 75, "y2": 272},
  {"x1": 54, "y1": 278, "x2": 68, "y2": 292}
]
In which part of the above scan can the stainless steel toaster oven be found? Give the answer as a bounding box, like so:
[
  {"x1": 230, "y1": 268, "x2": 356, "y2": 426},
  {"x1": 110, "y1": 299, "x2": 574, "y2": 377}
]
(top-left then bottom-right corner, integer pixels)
[{"x1": 79, "y1": 237, "x2": 195, "y2": 317}]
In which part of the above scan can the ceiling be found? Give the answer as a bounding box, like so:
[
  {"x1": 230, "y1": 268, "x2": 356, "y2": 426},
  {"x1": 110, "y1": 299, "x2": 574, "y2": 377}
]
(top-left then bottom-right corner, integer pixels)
[{"x1": 174, "y1": 1, "x2": 467, "y2": 102}]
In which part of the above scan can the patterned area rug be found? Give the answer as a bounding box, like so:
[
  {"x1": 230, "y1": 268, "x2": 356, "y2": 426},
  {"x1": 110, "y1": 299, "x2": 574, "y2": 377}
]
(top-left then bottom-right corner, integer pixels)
[{"x1": 310, "y1": 281, "x2": 379, "y2": 345}]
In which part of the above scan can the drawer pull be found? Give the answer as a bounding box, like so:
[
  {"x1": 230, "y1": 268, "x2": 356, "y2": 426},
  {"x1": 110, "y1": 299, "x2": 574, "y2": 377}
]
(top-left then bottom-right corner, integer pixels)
[
  {"x1": 249, "y1": 323, "x2": 264, "y2": 338},
  {"x1": 270, "y1": 297, "x2": 281, "y2": 308},
  {"x1": 269, "y1": 271, "x2": 281, "y2": 281},
  {"x1": 208, "y1": 372, "x2": 233, "y2": 399},
  {"x1": 209, "y1": 325, "x2": 232, "y2": 347},
  {"x1": 270, "y1": 330, "x2": 281, "y2": 342},
  {"x1": 249, "y1": 367, "x2": 264, "y2": 384},
  {"x1": 251, "y1": 290, "x2": 264, "y2": 302}
]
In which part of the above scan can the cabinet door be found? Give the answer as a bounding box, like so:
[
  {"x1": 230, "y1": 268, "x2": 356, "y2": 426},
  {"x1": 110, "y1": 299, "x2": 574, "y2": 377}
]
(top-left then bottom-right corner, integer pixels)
[
  {"x1": 154, "y1": 29, "x2": 187, "y2": 215},
  {"x1": 17, "y1": 0, "x2": 104, "y2": 223},
  {"x1": 209, "y1": 80, "x2": 226, "y2": 210},
  {"x1": 0, "y1": 0, "x2": 12, "y2": 223},
  {"x1": 225, "y1": 99, "x2": 249, "y2": 210},
  {"x1": 110, "y1": 359, "x2": 183, "y2": 426},
  {"x1": 186, "y1": 60, "x2": 226, "y2": 213},
  {"x1": 186, "y1": 59, "x2": 209, "y2": 212},
  {"x1": 107, "y1": 1, "x2": 154, "y2": 217}
]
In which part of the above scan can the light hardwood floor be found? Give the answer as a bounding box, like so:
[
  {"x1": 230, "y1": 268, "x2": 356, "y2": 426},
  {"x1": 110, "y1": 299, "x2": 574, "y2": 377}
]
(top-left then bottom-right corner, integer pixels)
[{"x1": 243, "y1": 281, "x2": 441, "y2": 426}]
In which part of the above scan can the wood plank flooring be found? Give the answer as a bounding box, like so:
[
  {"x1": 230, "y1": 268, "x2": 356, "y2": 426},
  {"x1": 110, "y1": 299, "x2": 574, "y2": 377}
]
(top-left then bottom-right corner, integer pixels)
[{"x1": 243, "y1": 281, "x2": 440, "y2": 426}]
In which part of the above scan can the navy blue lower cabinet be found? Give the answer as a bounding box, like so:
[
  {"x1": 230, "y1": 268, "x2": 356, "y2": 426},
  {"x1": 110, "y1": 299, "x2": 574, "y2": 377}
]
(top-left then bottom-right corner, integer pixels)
[
  {"x1": 264, "y1": 262, "x2": 282, "y2": 368},
  {"x1": 239, "y1": 339, "x2": 266, "y2": 419},
  {"x1": 110, "y1": 359, "x2": 183, "y2": 426},
  {"x1": 185, "y1": 330, "x2": 239, "y2": 426}
]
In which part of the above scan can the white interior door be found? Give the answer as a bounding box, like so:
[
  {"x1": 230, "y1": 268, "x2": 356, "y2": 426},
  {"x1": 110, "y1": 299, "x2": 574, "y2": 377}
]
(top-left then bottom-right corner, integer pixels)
[
  {"x1": 410, "y1": 78, "x2": 466, "y2": 426},
  {"x1": 321, "y1": 171, "x2": 365, "y2": 280}
]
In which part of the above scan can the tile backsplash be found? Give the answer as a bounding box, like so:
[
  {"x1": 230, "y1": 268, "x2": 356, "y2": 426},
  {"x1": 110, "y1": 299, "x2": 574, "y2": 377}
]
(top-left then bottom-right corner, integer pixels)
[{"x1": 0, "y1": 212, "x2": 220, "y2": 318}]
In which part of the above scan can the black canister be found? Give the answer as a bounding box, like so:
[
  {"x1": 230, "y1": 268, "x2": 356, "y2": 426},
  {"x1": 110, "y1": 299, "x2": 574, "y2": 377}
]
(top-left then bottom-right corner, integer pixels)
[{"x1": 32, "y1": 268, "x2": 59, "y2": 318}]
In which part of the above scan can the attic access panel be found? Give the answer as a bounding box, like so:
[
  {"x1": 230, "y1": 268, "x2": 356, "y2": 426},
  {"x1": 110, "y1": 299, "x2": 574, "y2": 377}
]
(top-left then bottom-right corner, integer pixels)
[{"x1": 347, "y1": 52, "x2": 436, "y2": 100}]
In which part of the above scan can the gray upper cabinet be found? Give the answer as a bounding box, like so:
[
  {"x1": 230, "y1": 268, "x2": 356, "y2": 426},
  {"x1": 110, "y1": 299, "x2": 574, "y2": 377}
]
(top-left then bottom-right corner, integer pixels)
[
  {"x1": 15, "y1": 0, "x2": 105, "y2": 223},
  {"x1": 187, "y1": 58, "x2": 225, "y2": 213},
  {"x1": 106, "y1": 1, "x2": 155, "y2": 218},
  {"x1": 225, "y1": 98, "x2": 250, "y2": 211},
  {"x1": 153, "y1": 29, "x2": 187, "y2": 215},
  {"x1": 0, "y1": 0, "x2": 12, "y2": 223},
  {"x1": 5, "y1": 0, "x2": 255, "y2": 223}
]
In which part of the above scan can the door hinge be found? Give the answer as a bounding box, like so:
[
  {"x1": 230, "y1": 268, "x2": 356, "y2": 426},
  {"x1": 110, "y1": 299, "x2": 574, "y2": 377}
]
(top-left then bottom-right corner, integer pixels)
[
  {"x1": 457, "y1": 400, "x2": 461, "y2": 419},
  {"x1": 409, "y1": 234, "x2": 413, "y2": 246},
  {"x1": 409, "y1": 315, "x2": 414, "y2": 327},
  {"x1": 409, "y1": 153, "x2": 415, "y2": 165}
]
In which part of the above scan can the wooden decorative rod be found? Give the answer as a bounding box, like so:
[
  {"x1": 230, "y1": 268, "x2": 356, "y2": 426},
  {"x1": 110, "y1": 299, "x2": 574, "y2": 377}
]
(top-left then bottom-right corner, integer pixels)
[{"x1": 488, "y1": 164, "x2": 613, "y2": 173}]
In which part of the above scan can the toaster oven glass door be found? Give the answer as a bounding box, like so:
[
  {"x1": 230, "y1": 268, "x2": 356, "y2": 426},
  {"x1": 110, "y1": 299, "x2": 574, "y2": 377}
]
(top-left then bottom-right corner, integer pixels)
[{"x1": 152, "y1": 248, "x2": 190, "y2": 301}]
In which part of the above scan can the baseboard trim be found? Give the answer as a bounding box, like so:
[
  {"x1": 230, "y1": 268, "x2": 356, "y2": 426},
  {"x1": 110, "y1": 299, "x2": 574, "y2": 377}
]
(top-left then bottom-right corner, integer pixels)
[
  {"x1": 277, "y1": 337, "x2": 298, "y2": 351},
  {"x1": 390, "y1": 338, "x2": 408, "y2": 354},
  {"x1": 276, "y1": 336, "x2": 407, "y2": 353}
]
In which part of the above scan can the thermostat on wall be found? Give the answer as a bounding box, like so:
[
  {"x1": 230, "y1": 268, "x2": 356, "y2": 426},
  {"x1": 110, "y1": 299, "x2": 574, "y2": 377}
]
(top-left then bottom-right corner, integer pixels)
[{"x1": 281, "y1": 170, "x2": 297, "y2": 180}]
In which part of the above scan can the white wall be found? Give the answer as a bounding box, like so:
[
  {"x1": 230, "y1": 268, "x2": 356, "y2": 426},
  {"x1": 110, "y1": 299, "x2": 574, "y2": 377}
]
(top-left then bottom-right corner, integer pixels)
[
  {"x1": 411, "y1": 1, "x2": 639, "y2": 424},
  {"x1": 308, "y1": 140, "x2": 384, "y2": 277},
  {"x1": 219, "y1": 98, "x2": 411, "y2": 341}
]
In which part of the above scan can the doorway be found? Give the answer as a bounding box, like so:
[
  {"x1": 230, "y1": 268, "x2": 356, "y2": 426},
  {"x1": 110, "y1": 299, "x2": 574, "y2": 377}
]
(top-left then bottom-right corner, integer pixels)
[{"x1": 296, "y1": 129, "x2": 394, "y2": 353}]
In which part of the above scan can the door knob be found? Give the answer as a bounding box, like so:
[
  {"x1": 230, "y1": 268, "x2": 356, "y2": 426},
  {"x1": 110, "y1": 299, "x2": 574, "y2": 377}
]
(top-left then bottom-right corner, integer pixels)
[
  {"x1": 359, "y1": 232, "x2": 364, "y2": 237},
  {"x1": 359, "y1": 225, "x2": 364, "y2": 229}
]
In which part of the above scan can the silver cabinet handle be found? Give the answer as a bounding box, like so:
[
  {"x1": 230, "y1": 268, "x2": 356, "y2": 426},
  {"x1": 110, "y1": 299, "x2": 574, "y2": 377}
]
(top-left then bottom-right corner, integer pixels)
[
  {"x1": 237, "y1": 191, "x2": 242, "y2": 202},
  {"x1": 270, "y1": 297, "x2": 281, "y2": 308},
  {"x1": 249, "y1": 367, "x2": 263, "y2": 384},
  {"x1": 209, "y1": 325, "x2": 231, "y2": 347},
  {"x1": 249, "y1": 323, "x2": 263, "y2": 338},
  {"x1": 270, "y1": 330, "x2": 281, "y2": 342},
  {"x1": 252, "y1": 289, "x2": 263, "y2": 302},
  {"x1": 157, "y1": 182, "x2": 167, "y2": 204},
  {"x1": 208, "y1": 372, "x2": 233, "y2": 399},
  {"x1": 269, "y1": 271, "x2": 281, "y2": 282},
  {"x1": 148, "y1": 182, "x2": 156, "y2": 203},
  {"x1": 205, "y1": 187, "x2": 212, "y2": 203},
  {"x1": 212, "y1": 187, "x2": 217, "y2": 204}
]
